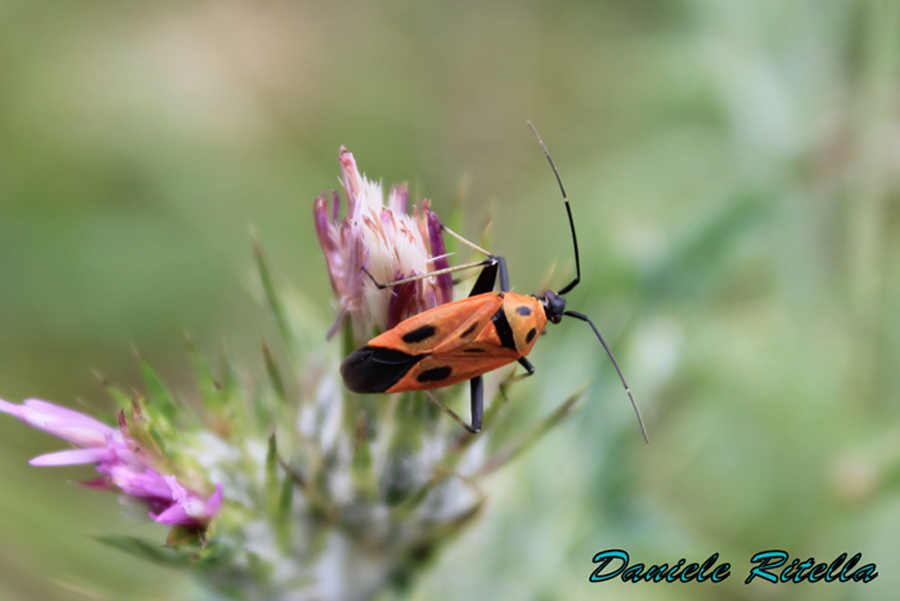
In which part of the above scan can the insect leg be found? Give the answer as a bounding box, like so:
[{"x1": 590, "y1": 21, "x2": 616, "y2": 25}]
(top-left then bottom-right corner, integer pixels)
[
  {"x1": 424, "y1": 390, "x2": 480, "y2": 434},
  {"x1": 467, "y1": 259, "x2": 498, "y2": 296},
  {"x1": 441, "y1": 222, "x2": 508, "y2": 294},
  {"x1": 441, "y1": 224, "x2": 493, "y2": 258},
  {"x1": 469, "y1": 376, "x2": 483, "y2": 433},
  {"x1": 362, "y1": 259, "x2": 494, "y2": 290},
  {"x1": 499, "y1": 357, "x2": 535, "y2": 401},
  {"x1": 514, "y1": 357, "x2": 536, "y2": 380},
  {"x1": 465, "y1": 255, "x2": 511, "y2": 296}
]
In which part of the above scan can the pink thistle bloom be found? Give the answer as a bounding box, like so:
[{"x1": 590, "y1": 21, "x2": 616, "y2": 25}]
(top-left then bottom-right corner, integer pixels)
[
  {"x1": 314, "y1": 146, "x2": 452, "y2": 340},
  {"x1": 150, "y1": 477, "x2": 223, "y2": 526},
  {"x1": 0, "y1": 398, "x2": 221, "y2": 528}
]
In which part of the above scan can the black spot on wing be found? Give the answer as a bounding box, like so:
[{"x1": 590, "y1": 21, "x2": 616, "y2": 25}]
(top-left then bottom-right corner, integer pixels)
[
  {"x1": 526, "y1": 328, "x2": 537, "y2": 344},
  {"x1": 516, "y1": 305, "x2": 532, "y2": 316},
  {"x1": 417, "y1": 366, "x2": 453, "y2": 383},
  {"x1": 463, "y1": 348, "x2": 486, "y2": 353},
  {"x1": 341, "y1": 346, "x2": 424, "y2": 393},
  {"x1": 460, "y1": 322, "x2": 479, "y2": 338},
  {"x1": 402, "y1": 325, "x2": 436, "y2": 344},
  {"x1": 491, "y1": 308, "x2": 517, "y2": 350}
]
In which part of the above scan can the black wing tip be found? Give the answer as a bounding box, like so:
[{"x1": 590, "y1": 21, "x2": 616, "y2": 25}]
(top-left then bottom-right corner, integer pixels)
[{"x1": 340, "y1": 346, "x2": 424, "y2": 394}]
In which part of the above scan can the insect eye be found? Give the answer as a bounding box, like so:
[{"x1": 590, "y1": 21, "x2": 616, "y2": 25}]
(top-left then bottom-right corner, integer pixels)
[{"x1": 542, "y1": 290, "x2": 566, "y2": 323}]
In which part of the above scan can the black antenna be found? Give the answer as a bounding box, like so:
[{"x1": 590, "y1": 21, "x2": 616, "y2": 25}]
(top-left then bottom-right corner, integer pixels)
[
  {"x1": 564, "y1": 310, "x2": 649, "y2": 443},
  {"x1": 527, "y1": 121, "x2": 581, "y2": 295}
]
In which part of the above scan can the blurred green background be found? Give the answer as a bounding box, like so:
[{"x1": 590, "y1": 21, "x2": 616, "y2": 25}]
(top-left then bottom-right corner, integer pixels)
[{"x1": 2, "y1": 0, "x2": 900, "y2": 599}]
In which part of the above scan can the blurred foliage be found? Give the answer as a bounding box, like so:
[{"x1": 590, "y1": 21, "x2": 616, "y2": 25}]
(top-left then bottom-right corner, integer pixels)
[{"x1": 2, "y1": 0, "x2": 900, "y2": 600}]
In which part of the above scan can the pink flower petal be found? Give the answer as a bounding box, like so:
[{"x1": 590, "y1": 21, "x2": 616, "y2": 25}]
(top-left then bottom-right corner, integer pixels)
[
  {"x1": 340, "y1": 146, "x2": 361, "y2": 213},
  {"x1": 150, "y1": 481, "x2": 223, "y2": 526},
  {"x1": 107, "y1": 467, "x2": 171, "y2": 498},
  {"x1": 331, "y1": 189, "x2": 340, "y2": 223},
  {"x1": 150, "y1": 504, "x2": 192, "y2": 526},
  {"x1": 0, "y1": 398, "x2": 116, "y2": 448},
  {"x1": 207, "y1": 483, "x2": 224, "y2": 515},
  {"x1": 29, "y1": 448, "x2": 109, "y2": 466},
  {"x1": 425, "y1": 206, "x2": 453, "y2": 305},
  {"x1": 23, "y1": 399, "x2": 110, "y2": 428},
  {"x1": 388, "y1": 183, "x2": 409, "y2": 214}
]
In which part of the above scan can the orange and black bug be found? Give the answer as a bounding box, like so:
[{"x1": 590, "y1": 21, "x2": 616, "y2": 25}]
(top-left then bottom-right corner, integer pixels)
[{"x1": 341, "y1": 122, "x2": 648, "y2": 441}]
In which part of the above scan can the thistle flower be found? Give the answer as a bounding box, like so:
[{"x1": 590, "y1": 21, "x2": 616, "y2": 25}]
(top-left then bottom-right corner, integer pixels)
[
  {"x1": 314, "y1": 146, "x2": 452, "y2": 342},
  {"x1": 0, "y1": 398, "x2": 222, "y2": 528},
  {"x1": 0, "y1": 145, "x2": 582, "y2": 601}
]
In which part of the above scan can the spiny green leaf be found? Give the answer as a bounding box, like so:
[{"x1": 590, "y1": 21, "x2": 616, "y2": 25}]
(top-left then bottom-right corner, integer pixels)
[
  {"x1": 93, "y1": 535, "x2": 228, "y2": 569},
  {"x1": 166, "y1": 525, "x2": 205, "y2": 548},
  {"x1": 192, "y1": 542, "x2": 233, "y2": 567},
  {"x1": 477, "y1": 201, "x2": 496, "y2": 257},
  {"x1": 186, "y1": 333, "x2": 222, "y2": 413},
  {"x1": 275, "y1": 473, "x2": 294, "y2": 552},
  {"x1": 390, "y1": 467, "x2": 447, "y2": 519},
  {"x1": 396, "y1": 441, "x2": 474, "y2": 514},
  {"x1": 341, "y1": 312, "x2": 357, "y2": 361},
  {"x1": 442, "y1": 180, "x2": 467, "y2": 257},
  {"x1": 126, "y1": 398, "x2": 166, "y2": 454},
  {"x1": 392, "y1": 465, "x2": 485, "y2": 521},
  {"x1": 136, "y1": 351, "x2": 179, "y2": 425},
  {"x1": 219, "y1": 344, "x2": 239, "y2": 399},
  {"x1": 402, "y1": 498, "x2": 485, "y2": 566},
  {"x1": 265, "y1": 434, "x2": 280, "y2": 515},
  {"x1": 480, "y1": 386, "x2": 586, "y2": 476},
  {"x1": 123, "y1": 398, "x2": 182, "y2": 472},
  {"x1": 385, "y1": 393, "x2": 425, "y2": 506},
  {"x1": 391, "y1": 392, "x2": 425, "y2": 451},
  {"x1": 439, "y1": 386, "x2": 505, "y2": 471},
  {"x1": 262, "y1": 341, "x2": 287, "y2": 405},
  {"x1": 246, "y1": 550, "x2": 274, "y2": 583},
  {"x1": 253, "y1": 229, "x2": 295, "y2": 353},
  {"x1": 352, "y1": 410, "x2": 376, "y2": 500},
  {"x1": 131, "y1": 395, "x2": 177, "y2": 455},
  {"x1": 277, "y1": 456, "x2": 332, "y2": 517},
  {"x1": 641, "y1": 192, "x2": 771, "y2": 303},
  {"x1": 93, "y1": 370, "x2": 132, "y2": 411}
]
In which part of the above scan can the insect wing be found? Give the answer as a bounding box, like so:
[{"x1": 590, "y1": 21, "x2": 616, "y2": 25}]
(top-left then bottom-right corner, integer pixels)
[
  {"x1": 386, "y1": 348, "x2": 519, "y2": 392},
  {"x1": 368, "y1": 293, "x2": 503, "y2": 354},
  {"x1": 375, "y1": 292, "x2": 522, "y2": 392}
]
